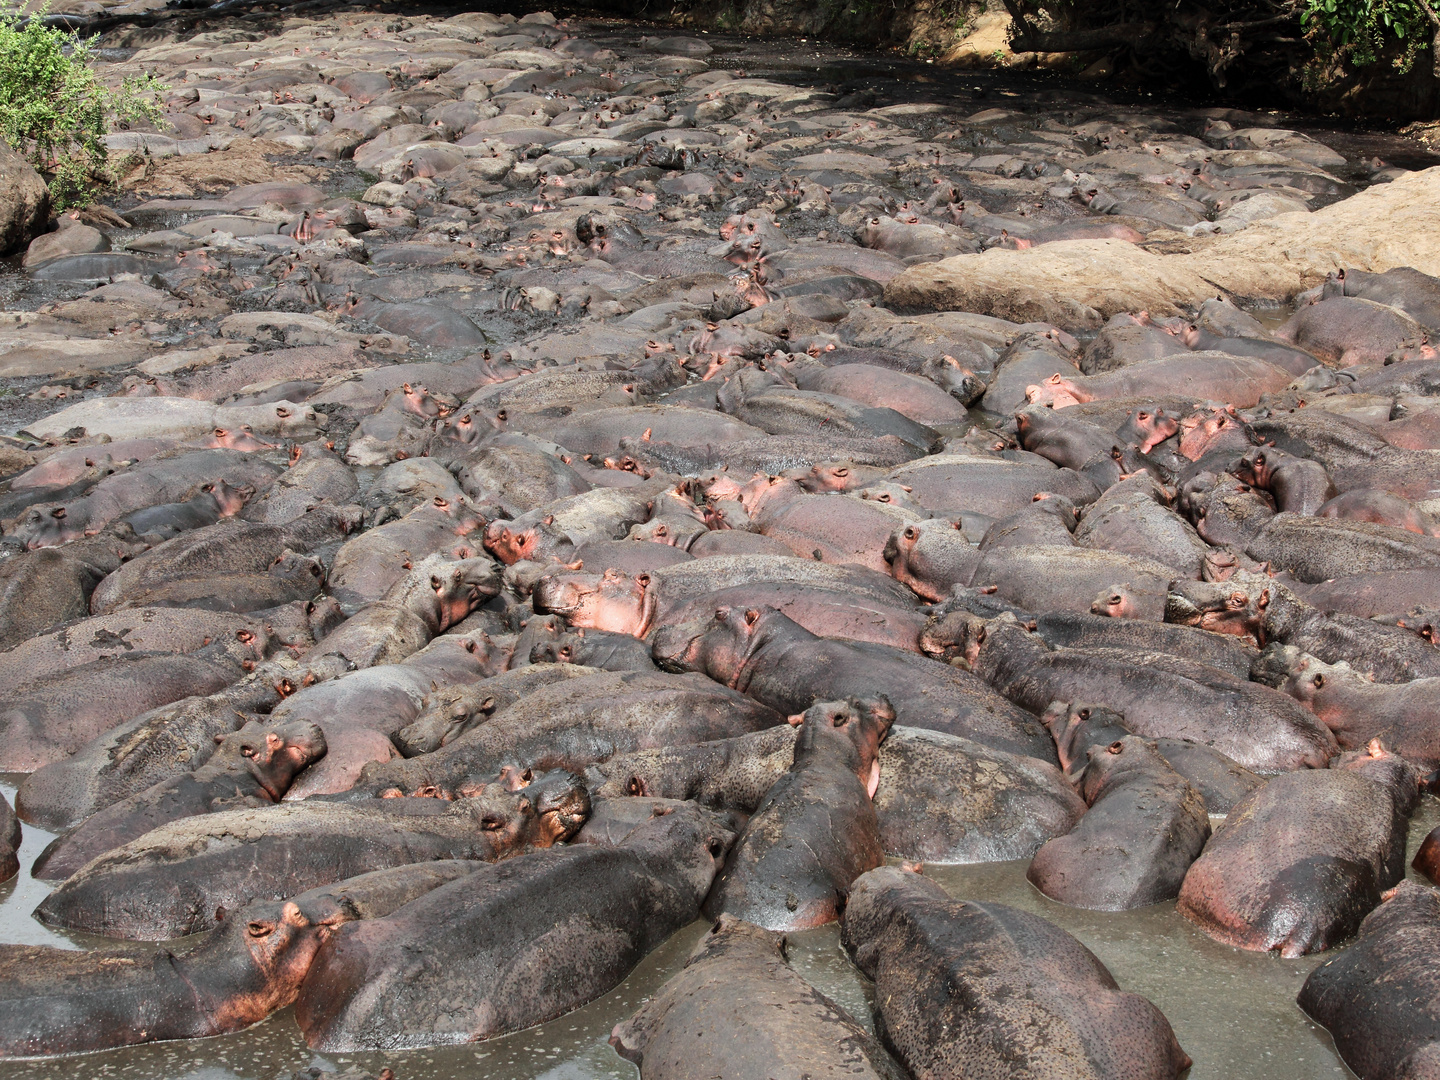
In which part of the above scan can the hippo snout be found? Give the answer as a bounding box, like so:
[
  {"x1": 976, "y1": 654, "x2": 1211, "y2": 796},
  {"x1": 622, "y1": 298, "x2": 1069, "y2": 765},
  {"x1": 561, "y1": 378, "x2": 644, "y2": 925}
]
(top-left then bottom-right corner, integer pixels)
[{"x1": 650, "y1": 623, "x2": 699, "y2": 672}]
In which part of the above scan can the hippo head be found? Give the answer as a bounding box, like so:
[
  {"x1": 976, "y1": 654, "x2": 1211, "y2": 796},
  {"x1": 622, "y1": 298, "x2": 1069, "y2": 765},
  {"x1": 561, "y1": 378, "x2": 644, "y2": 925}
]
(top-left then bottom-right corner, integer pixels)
[
  {"x1": 883, "y1": 519, "x2": 973, "y2": 603},
  {"x1": 213, "y1": 897, "x2": 343, "y2": 1021},
  {"x1": 388, "y1": 554, "x2": 501, "y2": 634},
  {"x1": 530, "y1": 629, "x2": 589, "y2": 666},
  {"x1": 621, "y1": 801, "x2": 736, "y2": 906},
  {"x1": 208, "y1": 426, "x2": 276, "y2": 451},
  {"x1": 209, "y1": 479, "x2": 253, "y2": 517},
  {"x1": 1077, "y1": 735, "x2": 1168, "y2": 806},
  {"x1": 438, "y1": 405, "x2": 494, "y2": 447},
  {"x1": 794, "y1": 461, "x2": 863, "y2": 493},
  {"x1": 1233, "y1": 446, "x2": 1280, "y2": 490},
  {"x1": 918, "y1": 609, "x2": 990, "y2": 666},
  {"x1": 397, "y1": 688, "x2": 501, "y2": 756},
  {"x1": 522, "y1": 770, "x2": 592, "y2": 845},
  {"x1": 1024, "y1": 374, "x2": 1088, "y2": 409},
  {"x1": 857, "y1": 483, "x2": 922, "y2": 514},
  {"x1": 1090, "y1": 584, "x2": 1147, "y2": 620},
  {"x1": 1120, "y1": 408, "x2": 1180, "y2": 454},
  {"x1": 13, "y1": 503, "x2": 88, "y2": 549},
  {"x1": 1178, "y1": 407, "x2": 1243, "y2": 462},
  {"x1": 533, "y1": 568, "x2": 652, "y2": 636},
  {"x1": 226, "y1": 719, "x2": 327, "y2": 801},
  {"x1": 1275, "y1": 651, "x2": 1356, "y2": 708},
  {"x1": 794, "y1": 696, "x2": 895, "y2": 798},
  {"x1": 1164, "y1": 574, "x2": 1270, "y2": 644},
  {"x1": 1041, "y1": 701, "x2": 1130, "y2": 778},
  {"x1": 923, "y1": 355, "x2": 987, "y2": 405},
  {"x1": 651, "y1": 605, "x2": 770, "y2": 685}
]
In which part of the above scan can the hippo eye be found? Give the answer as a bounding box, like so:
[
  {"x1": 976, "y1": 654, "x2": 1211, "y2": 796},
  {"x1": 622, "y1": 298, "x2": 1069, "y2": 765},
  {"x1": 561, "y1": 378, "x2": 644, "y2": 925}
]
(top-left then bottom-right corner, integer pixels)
[
  {"x1": 1078, "y1": 707, "x2": 1090, "y2": 720},
  {"x1": 1138, "y1": 412, "x2": 1149, "y2": 420},
  {"x1": 1107, "y1": 741, "x2": 1124, "y2": 754},
  {"x1": 1229, "y1": 593, "x2": 1246, "y2": 606},
  {"x1": 831, "y1": 712, "x2": 846, "y2": 726},
  {"x1": 247, "y1": 920, "x2": 274, "y2": 937},
  {"x1": 1109, "y1": 595, "x2": 1122, "y2": 605},
  {"x1": 560, "y1": 646, "x2": 572, "y2": 658},
  {"x1": 237, "y1": 630, "x2": 254, "y2": 643},
  {"x1": 481, "y1": 815, "x2": 506, "y2": 831},
  {"x1": 51, "y1": 507, "x2": 65, "y2": 518},
  {"x1": 706, "y1": 837, "x2": 724, "y2": 857},
  {"x1": 903, "y1": 527, "x2": 917, "y2": 540},
  {"x1": 432, "y1": 576, "x2": 443, "y2": 592},
  {"x1": 1313, "y1": 674, "x2": 1325, "y2": 688}
]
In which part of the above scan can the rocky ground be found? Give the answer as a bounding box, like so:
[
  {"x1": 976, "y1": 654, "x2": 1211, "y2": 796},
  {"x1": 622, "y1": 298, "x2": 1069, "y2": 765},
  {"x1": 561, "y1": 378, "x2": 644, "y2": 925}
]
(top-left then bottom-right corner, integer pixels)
[{"x1": 3, "y1": 7, "x2": 1440, "y2": 1080}]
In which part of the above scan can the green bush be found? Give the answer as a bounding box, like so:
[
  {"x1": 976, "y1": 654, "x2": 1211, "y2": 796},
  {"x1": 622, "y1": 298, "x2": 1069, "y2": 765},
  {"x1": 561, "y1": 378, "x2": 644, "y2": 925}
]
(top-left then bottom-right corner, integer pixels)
[
  {"x1": 0, "y1": 4, "x2": 165, "y2": 209},
  {"x1": 1301, "y1": 0, "x2": 1433, "y2": 71}
]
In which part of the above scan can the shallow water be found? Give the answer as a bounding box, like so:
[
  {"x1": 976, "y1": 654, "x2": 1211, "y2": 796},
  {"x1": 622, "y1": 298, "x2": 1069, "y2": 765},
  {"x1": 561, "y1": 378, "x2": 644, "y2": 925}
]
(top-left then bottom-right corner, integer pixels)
[{"x1": 5, "y1": 773, "x2": 1437, "y2": 1079}]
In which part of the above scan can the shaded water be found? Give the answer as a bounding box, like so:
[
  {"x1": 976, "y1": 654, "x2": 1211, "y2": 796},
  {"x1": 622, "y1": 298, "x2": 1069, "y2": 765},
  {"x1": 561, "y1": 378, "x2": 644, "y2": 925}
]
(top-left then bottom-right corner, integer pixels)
[{"x1": 5, "y1": 772, "x2": 1438, "y2": 1079}]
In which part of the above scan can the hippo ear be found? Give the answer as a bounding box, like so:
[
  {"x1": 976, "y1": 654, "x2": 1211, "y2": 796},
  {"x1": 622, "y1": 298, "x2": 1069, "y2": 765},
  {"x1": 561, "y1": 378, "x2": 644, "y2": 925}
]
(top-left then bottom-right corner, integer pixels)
[
  {"x1": 247, "y1": 917, "x2": 277, "y2": 938},
  {"x1": 1312, "y1": 673, "x2": 1325, "y2": 688},
  {"x1": 266, "y1": 732, "x2": 285, "y2": 753},
  {"x1": 1107, "y1": 741, "x2": 1124, "y2": 754},
  {"x1": 1258, "y1": 588, "x2": 1270, "y2": 609},
  {"x1": 743, "y1": 608, "x2": 761, "y2": 628}
]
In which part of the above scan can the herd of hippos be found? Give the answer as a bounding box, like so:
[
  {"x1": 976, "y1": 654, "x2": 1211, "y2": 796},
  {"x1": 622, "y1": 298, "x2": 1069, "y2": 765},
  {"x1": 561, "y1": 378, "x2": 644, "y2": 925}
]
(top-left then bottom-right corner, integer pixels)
[{"x1": 1, "y1": 6, "x2": 1440, "y2": 1077}]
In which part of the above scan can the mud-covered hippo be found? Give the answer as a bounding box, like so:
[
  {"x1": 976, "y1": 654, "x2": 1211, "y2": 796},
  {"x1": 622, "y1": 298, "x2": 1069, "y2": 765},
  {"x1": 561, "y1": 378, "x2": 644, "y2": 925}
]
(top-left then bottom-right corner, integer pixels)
[
  {"x1": 32, "y1": 718, "x2": 327, "y2": 881},
  {"x1": 1298, "y1": 880, "x2": 1440, "y2": 1080},
  {"x1": 294, "y1": 801, "x2": 734, "y2": 1051},
  {"x1": 926, "y1": 611, "x2": 1337, "y2": 772},
  {"x1": 610, "y1": 915, "x2": 906, "y2": 1080},
  {"x1": 706, "y1": 697, "x2": 892, "y2": 929},
  {"x1": 1178, "y1": 740, "x2": 1418, "y2": 956},
  {"x1": 0, "y1": 795, "x2": 18, "y2": 884},
  {"x1": 0, "y1": 862, "x2": 481, "y2": 1058},
  {"x1": 1028, "y1": 735, "x2": 1210, "y2": 910},
  {"x1": 1042, "y1": 701, "x2": 1264, "y2": 813},
  {"x1": 652, "y1": 605, "x2": 1055, "y2": 763},
  {"x1": 35, "y1": 774, "x2": 590, "y2": 939},
  {"x1": 842, "y1": 866, "x2": 1191, "y2": 1079}
]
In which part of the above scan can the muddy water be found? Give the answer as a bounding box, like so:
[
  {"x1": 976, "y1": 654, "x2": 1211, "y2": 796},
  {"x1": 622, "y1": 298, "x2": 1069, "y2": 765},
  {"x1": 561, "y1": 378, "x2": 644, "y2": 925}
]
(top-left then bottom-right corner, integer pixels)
[{"x1": 5, "y1": 770, "x2": 1436, "y2": 1079}]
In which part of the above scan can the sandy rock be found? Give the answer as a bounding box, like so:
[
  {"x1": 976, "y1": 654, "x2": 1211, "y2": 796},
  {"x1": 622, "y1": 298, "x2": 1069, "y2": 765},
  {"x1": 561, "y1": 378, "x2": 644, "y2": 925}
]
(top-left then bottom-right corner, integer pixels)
[{"x1": 0, "y1": 145, "x2": 50, "y2": 257}]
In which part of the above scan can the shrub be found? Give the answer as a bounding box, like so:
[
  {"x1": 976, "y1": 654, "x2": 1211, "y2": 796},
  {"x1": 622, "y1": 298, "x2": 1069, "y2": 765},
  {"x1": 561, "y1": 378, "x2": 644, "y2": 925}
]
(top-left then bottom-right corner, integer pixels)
[
  {"x1": 0, "y1": 4, "x2": 165, "y2": 209},
  {"x1": 1301, "y1": 0, "x2": 1433, "y2": 71}
]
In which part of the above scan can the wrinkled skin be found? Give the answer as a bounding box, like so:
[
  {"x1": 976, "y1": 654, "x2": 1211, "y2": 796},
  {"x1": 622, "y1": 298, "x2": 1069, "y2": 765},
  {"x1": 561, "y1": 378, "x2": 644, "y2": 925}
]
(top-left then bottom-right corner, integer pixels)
[
  {"x1": 653, "y1": 605, "x2": 1055, "y2": 763},
  {"x1": 1233, "y1": 446, "x2": 1337, "y2": 515},
  {"x1": 1299, "y1": 880, "x2": 1440, "y2": 1080},
  {"x1": 1178, "y1": 741, "x2": 1418, "y2": 957},
  {"x1": 1027, "y1": 735, "x2": 1210, "y2": 910},
  {"x1": 1318, "y1": 489, "x2": 1440, "y2": 536},
  {"x1": 530, "y1": 628, "x2": 658, "y2": 671},
  {"x1": 32, "y1": 718, "x2": 326, "y2": 881},
  {"x1": 706, "y1": 697, "x2": 892, "y2": 929},
  {"x1": 610, "y1": 915, "x2": 906, "y2": 1080},
  {"x1": 1275, "y1": 296, "x2": 1426, "y2": 365},
  {"x1": 294, "y1": 803, "x2": 734, "y2": 1051},
  {"x1": 35, "y1": 776, "x2": 590, "y2": 940},
  {"x1": 842, "y1": 866, "x2": 1191, "y2": 1080}
]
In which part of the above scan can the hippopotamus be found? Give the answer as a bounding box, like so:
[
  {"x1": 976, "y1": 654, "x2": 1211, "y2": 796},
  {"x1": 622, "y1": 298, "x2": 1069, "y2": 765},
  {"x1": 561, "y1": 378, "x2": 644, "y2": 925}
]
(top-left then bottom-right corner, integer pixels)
[
  {"x1": 326, "y1": 498, "x2": 485, "y2": 614},
  {"x1": 717, "y1": 380, "x2": 940, "y2": 454},
  {"x1": 35, "y1": 775, "x2": 590, "y2": 940},
  {"x1": 1232, "y1": 446, "x2": 1338, "y2": 515},
  {"x1": 1279, "y1": 569, "x2": 1440, "y2": 619},
  {"x1": 1318, "y1": 489, "x2": 1440, "y2": 536},
  {"x1": 1014, "y1": 403, "x2": 1126, "y2": 471},
  {"x1": 1174, "y1": 323, "x2": 1323, "y2": 376},
  {"x1": 1028, "y1": 735, "x2": 1210, "y2": 910},
  {"x1": 0, "y1": 643, "x2": 247, "y2": 773},
  {"x1": 534, "y1": 554, "x2": 925, "y2": 649},
  {"x1": 653, "y1": 605, "x2": 1054, "y2": 763},
  {"x1": 0, "y1": 541, "x2": 132, "y2": 650},
  {"x1": 32, "y1": 718, "x2": 326, "y2": 881},
  {"x1": 530, "y1": 627, "x2": 657, "y2": 671},
  {"x1": 1262, "y1": 645, "x2": 1440, "y2": 776},
  {"x1": 610, "y1": 915, "x2": 906, "y2": 1080},
  {"x1": 1117, "y1": 407, "x2": 1182, "y2": 453},
  {"x1": 0, "y1": 861, "x2": 482, "y2": 1058},
  {"x1": 1166, "y1": 572, "x2": 1440, "y2": 682},
  {"x1": 1032, "y1": 610, "x2": 1259, "y2": 680},
  {"x1": 1026, "y1": 354, "x2": 1295, "y2": 410},
  {"x1": 842, "y1": 866, "x2": 1191, "y2": 1080},
  {"x1": 978, "y1": 495, "x2": 1079, "y2": 550},
  {"x1": 786, "y1": 361, "x2": 969, "y2": 426},
  {"x1": 390, "y1": 664, "x2": 600, "y2": 759},
  {"x1": 452, "y1": 437, "x2": 592, "y2": 517},
  {"x1": 87, "y1": 507, "x2": 356, "y2": 615},
  {"x1": 0, "y1": 606, "x2": 279, "y2": 697},
  {"x1": 1042, "y1": 701, "x2": 1264, "y2": 813},
  {"x1": 614, "y1": 433, "x2": 924, "y2": 477},
  {"x1": 1275, "y1": 296, "x2": 1426, "y2": 365},
  {"x1": 884, "y1": 454, "x2": 1099, "y2": 517},
  {"x1": 1299, "y1": 879, "x2": 1440, "y2": 1080},
  {"x1": 1178, "y1": 740, "x2": 1419, "y2": 956},
  {"x1": 971, "y1": 544, "x2": 1179, "y2": 620},
  {"x1": 1320, "y1": 266, "x2": 1440, "y2": 331},
  {"x1": 706, "y1": 697, "x2": 891, "y2": 929},
  {"x1": 342, "y1": 669, "x2": 783, "y2": 802},
  {"x1": 482, "y1": 477, "x2": 678, "y2": 565},
  {"x1": 1080, "y1": 316, "x2": 1190, "y2": 374},
  {"x1": 925, "y1": 612, "x2": 1337, "y2": 772},
  {"x1": 753, "y1": 492, "x2": 922, "y2": 574},
  {"x1": 293, "y1": 801, "x2": 734, "y2": 1051},
  {"x1": 590, "y1": 720, "x2": 1083, "y2": 865},
  {"x1": 1074, "y1": 474, "x2": 1209, "y2": 580},
  {"x1": 119, "y1": 480, "x2": 252, "y2": 543}
]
